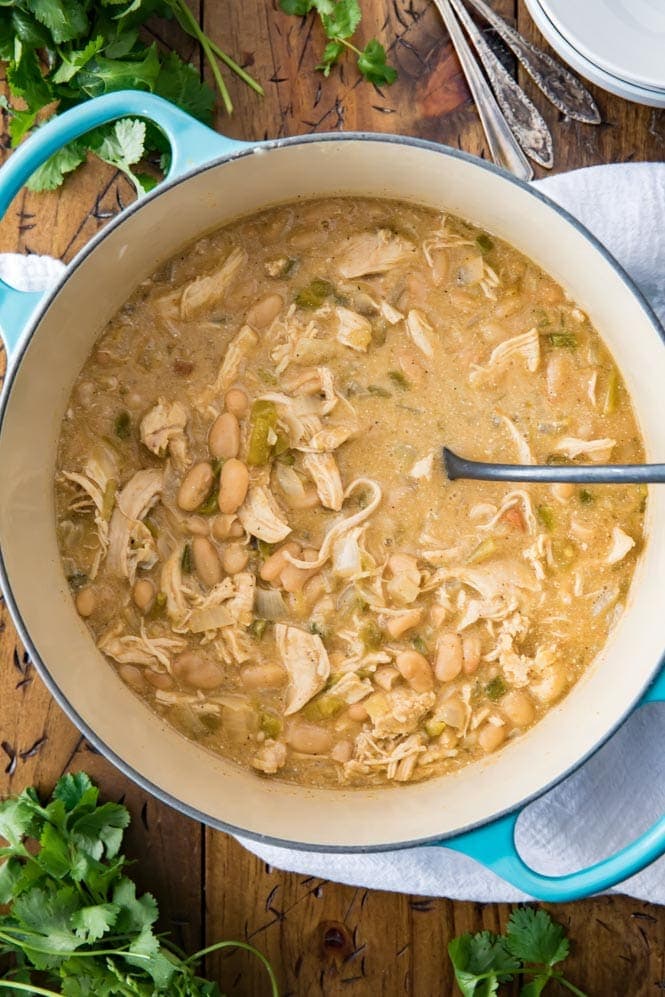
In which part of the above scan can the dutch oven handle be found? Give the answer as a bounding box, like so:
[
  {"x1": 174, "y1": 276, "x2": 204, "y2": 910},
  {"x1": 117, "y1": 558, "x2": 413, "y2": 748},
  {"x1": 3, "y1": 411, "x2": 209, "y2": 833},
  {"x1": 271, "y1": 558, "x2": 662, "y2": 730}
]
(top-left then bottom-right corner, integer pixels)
[
  {"x1": 441, "y1": 667, "x2": 665, "y2": 901},
  {"x1": 0, "y1": 91, "x2": 250, "y2": 359}
]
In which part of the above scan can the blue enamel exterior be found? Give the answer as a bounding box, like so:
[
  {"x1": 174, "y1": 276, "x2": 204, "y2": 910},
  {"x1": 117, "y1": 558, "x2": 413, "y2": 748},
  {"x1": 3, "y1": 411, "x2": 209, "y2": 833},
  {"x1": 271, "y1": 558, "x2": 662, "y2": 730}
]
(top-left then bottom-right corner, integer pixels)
[
  {"x1": 445, "y1": 672, "x2": 665, "y2": 901},
  {"x1": 0, "y1": 92, "x2": 247, "y2": 358},
  {"x1": 0, "y1": 91, "x2": 664, "y2": 901}
]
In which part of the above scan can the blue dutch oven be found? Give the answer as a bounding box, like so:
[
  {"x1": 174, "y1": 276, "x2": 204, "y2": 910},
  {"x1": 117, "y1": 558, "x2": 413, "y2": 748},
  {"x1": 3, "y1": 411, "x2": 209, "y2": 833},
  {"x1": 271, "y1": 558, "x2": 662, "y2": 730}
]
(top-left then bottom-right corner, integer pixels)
[{"x1": 1, "y1": 92, "x2": 664, "y2": 901}]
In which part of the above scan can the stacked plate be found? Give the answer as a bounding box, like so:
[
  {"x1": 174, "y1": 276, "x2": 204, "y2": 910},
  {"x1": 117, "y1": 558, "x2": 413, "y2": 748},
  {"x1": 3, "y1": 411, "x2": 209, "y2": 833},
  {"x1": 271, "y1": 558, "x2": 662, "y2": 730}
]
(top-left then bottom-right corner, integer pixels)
[{"x1": 524, "y1": 0, "x2": 665, "y2": 108}]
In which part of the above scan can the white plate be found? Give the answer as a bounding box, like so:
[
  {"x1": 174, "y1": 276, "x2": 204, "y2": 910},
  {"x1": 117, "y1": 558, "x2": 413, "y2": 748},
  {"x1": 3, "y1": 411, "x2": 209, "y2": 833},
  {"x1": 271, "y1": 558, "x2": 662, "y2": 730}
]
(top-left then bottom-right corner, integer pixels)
[
  {"x1": 539, "y1": 0, "x2": 665, "y2": 91},
  {"x1": 525, "y1": 0, "x2": 665, "y2": 108}
]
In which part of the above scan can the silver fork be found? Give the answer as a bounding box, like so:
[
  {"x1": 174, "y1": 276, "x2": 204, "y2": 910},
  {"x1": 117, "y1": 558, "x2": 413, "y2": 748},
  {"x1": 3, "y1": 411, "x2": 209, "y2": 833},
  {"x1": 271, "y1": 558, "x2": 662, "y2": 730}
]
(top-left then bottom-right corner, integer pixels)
[{"x1": 431, "y1": 0, "x2": 533, "y2": 180}]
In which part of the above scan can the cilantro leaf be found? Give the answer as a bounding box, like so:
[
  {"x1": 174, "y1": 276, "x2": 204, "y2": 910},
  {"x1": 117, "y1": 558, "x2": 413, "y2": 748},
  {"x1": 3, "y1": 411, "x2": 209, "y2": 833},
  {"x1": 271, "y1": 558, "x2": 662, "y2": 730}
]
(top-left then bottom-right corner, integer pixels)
[
  {"x1": 7, "y1": 44, "x2": 53, "y2": 111},
  {"x1": 320, "y1": 0, "x2": 361, "y2": 39},
  {"x1": 52, "y1": 36, "x2": 105, "y2": 84},
  {"x1": 281, "y1": 0, "x2": 396, "y2": 86},
  {"x1": 0, "y1": 796, "x2": 37, "y2": 846},
  {"x1": 26, "y1": 0, "x2": 89, "y2": 44},
  {"x1": 71, "y1": 902, "x2": 120, "y2": 943},
  {"x1": 12, "y1": 884, "x2": 82, "y2": 952},
  {"x1": 71, "y1": 800, "x2": 131, "y2": 860},
  {"x1": 9, "y1": 7, "x2": 53, "y2": 49},
  {"x1": 317, "y1": 39, "x2": 344, "y2": 75},
  {"x1": 358, "y1": 38, "x2": 397, "y2": 85},
  {"x1": 52, "y1": 771, "x2": 99, "y2": 813},
  {"x1": 86, "y1": 118, "x2": 148, "y2": 194},
  {"x1": 154, "y1": 51, "x2": 215, "y2": 124},
  {"x1": 506, "y1": 908, "x2": 570, "y2": 968},
  {"x1": 449, "y1": 932, "x2": 520, "y2": 996},
  {"x1": 76, "y1": 44, "x2": 161, "y2": 97}
]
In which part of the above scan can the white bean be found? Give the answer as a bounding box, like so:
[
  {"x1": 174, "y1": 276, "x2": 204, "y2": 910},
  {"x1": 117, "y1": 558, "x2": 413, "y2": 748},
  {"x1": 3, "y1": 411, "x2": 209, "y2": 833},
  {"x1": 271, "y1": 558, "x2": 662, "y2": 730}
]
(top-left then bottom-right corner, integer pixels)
[
  {"x1": 225, "y1": 387, "x2": 249, "y2": 418},
  {"x1": 502, "y1": 690, "x2": 535, "y2": 727},
  {"x1": 435, "y1": 633, "x2": 463, "y2": 682},
  {"x1": 259, "y1": 541, "x2": 301, "y2": 582},
  {"x1": 75, "y1": 587, "x2": 96, "y2": 618},
  {"x1": 178, "y1": 462, "x2": 214, "y2": 512},
  {"x1": 173, "y1": 651, "x2": 224, "y2": 690},
  {"x1": 218, "y1": 458, "x2": 249, "y2": 515},
  {"x1": 462, "y1": 634, "x2": 482, "y2": 675},
  {"x1": 286, "y1": 723, "x2": 333, "y2": 754},
  {"x1": 192, "y1": 537, "x2": 222, "y2": 587},
  {"x1": 132, "y1": 578, "x2": 155, "y2": 614},
  {"x1": 209, "y1": 412, "x2": 240, "y2": 459},
  {"x1": 241, "y1": 663, "x2": 287, "y2": 689},
  {"x1": 246, "y1": 292, "x2": 283, "y2": 330},
  {"x1": 221, "y1": 543, "x2": 249, "y2": 574},
  {"x1": 396, "y1": 650, "x2": 434, "y2": 693},
  {"x1": 478, "y1": 722, "x2": 506, "y2": 753}
]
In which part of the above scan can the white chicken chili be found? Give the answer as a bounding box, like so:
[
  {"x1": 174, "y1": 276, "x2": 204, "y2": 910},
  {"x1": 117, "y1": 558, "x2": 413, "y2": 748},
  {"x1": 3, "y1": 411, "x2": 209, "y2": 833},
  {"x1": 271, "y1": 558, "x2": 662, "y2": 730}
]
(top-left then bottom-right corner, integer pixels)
[{"x1": 55, "y1": 198, "x2": 645, "y2": 787}]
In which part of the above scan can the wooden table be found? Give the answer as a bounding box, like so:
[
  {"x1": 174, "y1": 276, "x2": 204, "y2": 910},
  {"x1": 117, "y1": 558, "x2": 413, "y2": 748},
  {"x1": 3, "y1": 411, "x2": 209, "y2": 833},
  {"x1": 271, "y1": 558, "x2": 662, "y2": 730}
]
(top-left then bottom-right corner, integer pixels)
[{"x1": 1, "y1": 3, "x2": 664, "y2": 993}]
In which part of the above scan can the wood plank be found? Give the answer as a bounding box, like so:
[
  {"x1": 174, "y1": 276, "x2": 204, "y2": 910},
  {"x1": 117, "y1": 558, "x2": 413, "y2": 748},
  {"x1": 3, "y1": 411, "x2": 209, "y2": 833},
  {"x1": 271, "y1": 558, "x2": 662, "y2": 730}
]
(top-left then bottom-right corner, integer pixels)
[{"x1": 1, "y1": 3, "x2": 665, "y2": 995}]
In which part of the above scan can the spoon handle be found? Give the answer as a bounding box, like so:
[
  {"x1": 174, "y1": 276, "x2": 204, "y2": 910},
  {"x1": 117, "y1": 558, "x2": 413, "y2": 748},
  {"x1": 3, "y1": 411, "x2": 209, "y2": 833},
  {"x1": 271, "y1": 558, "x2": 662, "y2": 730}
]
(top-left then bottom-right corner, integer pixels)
[
  {"x1": 463, "y1": 0, "x2": 601, "y2": 124},
  {"x1": 443, "y1": 448, "x2": 665, "y2": 484},
  {"x1": 448, "y1": 0, "x2": 553, "y2": 168},
  {"x1": 431, "y1": 0, "x2": 533, "y2": 180}
]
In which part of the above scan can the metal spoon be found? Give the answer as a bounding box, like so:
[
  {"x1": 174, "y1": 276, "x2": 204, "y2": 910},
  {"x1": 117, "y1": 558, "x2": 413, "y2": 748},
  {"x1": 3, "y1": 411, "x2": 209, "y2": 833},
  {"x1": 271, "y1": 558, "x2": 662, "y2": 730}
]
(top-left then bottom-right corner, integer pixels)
[
  {"x1": 462, "y1": 0, "x2": 601, "y2": 124},
  {"x1": 443, "y1": 447, "x2": 665, "y2": 484},
  {"x1": 431, "y1": 0, "x2": 534, "y2": 181},
  {"x1": 448, "y1": 0, "x2": 553, "y2": 168}
]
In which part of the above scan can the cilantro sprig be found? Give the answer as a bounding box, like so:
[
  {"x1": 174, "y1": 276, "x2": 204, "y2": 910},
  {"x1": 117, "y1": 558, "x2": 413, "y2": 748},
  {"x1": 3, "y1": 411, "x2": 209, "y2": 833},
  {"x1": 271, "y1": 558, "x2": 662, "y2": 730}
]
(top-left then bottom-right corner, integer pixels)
[
  {"x1": 279, "y1": 0, "x2": 397, "y2": 86},
  {"x1": 0, "y1": 0, "x2": 264, "y2": 193},
  {"x1": 0, "y1": 772, "x2": 279, "y2": 996},
  {"x1": 448, "y1": 907, "x2": 588, "y2": 996}
]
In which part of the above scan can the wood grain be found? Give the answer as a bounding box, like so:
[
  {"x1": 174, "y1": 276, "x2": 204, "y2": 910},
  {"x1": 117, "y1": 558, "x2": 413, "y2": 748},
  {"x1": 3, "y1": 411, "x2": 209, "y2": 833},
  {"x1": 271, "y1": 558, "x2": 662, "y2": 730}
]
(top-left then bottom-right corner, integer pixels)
[{"x1": 1, "y1": 2, "x2": 665, "y2": 994}]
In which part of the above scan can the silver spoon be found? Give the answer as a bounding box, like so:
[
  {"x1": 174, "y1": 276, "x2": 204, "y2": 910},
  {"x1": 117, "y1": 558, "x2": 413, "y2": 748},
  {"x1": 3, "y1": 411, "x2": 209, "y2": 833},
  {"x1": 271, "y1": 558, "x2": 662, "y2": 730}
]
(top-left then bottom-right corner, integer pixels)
[
  {"x1": 463, "y1": 0, "x2": 601, "y2": 124},
  {"x1": 443, "y1": 447, "x2": 665, "y2": 484},
  {"x1": 448, "y1": 0, "x2": 553, "y2": 168},
  {"x1": 431, "y1": 0, "x2": 534, "y2": 181}
]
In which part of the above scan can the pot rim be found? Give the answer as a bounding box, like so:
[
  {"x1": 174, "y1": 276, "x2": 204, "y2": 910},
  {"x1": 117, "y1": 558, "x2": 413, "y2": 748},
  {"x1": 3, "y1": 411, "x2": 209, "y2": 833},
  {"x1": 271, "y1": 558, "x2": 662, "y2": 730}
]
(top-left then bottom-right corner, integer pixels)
[{"x1": 1, "y1": 131, "x2": 663, "y2": 853}]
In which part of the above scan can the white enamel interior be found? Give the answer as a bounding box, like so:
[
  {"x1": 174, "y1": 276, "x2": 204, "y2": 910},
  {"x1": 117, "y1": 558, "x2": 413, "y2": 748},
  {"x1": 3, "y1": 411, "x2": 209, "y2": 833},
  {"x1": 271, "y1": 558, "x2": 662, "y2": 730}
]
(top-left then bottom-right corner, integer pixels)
[{"x1": 1, "y1": 138, "x2": 664, "y2": 849}]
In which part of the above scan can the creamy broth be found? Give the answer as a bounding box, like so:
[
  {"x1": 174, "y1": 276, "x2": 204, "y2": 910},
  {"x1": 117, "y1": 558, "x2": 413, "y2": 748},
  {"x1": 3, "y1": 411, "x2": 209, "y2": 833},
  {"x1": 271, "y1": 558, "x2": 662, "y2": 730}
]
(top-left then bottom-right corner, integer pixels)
[{"x1": 55, "y1": 198, "x2": 645, "y2": 787}]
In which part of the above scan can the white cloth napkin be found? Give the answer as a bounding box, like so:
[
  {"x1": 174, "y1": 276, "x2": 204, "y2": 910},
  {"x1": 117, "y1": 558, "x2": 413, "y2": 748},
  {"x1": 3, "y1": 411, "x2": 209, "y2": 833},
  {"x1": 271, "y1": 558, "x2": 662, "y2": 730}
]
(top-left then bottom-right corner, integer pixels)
[{"x1": 2, "y1": 162, "x2": 664, "y2": 902}]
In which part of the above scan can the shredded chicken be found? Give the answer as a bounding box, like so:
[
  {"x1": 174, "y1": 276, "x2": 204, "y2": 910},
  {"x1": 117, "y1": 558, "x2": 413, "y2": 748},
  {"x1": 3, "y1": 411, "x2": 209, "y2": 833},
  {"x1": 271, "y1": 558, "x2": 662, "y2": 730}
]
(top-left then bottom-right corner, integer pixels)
[
  {"x1": 606, "y1": 526, "x2": 635, "y2": 565},
  {"x1": 195, "y1": 325, "x2": 258, "y2": 411},
  {"x1": 284, "y1": 478, "x2": 382, "y2": 570},
  {"x1": 275, "y1": 624, "x2": 330, "y2": 715},
  {"x1": 553, "y1": 436, "x2": 616, "y2": 463},
  {"x1": 238, "y1": 486, "x2": 292, "y2": 543},
  {"x1": 336, "y1": 229, "x2": 416, "y2": 279},
  {"x1": 501, "y1": 415, "x2": 534, "y2": 465},
  {"x1": 405, "y1": 309, "x2": 434, "y2": 358},
  {"x1": 302, "y1": 452, "x2": 344, "y2": 511},
  {"x1": 335, "y1": 306, "x2": 372, "y2": 352},
  {"x1": 470, "y1": 328, "x2": 540, "y2": 385},
  {"x1": 61, "y1": 445, "x2": 118, "y2": 579},
  {"x1": 98, "y1": 623, "x2": 185, "y2": 670},
  {"x1": 107, "y1": 469, "x2": 162, "y2": 584},
  {"x1": 252, "y1": 740, "x2": 287, "y2": 774},
  {"x1": 180, "y1": 247, "x2": 247, "y2": 319},
  {"x1": 140, "y1": 400, "x2": 189, "y2": 471}
]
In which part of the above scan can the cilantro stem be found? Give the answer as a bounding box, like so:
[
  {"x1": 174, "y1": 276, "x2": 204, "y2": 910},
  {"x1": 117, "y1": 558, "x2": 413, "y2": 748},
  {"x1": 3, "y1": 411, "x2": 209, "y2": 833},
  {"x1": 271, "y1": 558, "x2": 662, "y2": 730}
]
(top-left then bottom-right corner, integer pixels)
[
  {"x1": 338, "y1": 37, "x2": 363, "y2": 57},
  {"x1": 169, "y1": 0, "x2": 234, "y2": 114},
  {"x1": 0, "y1": 984, "x2": 61, "y2": 996},
  {"x1": 555, "y1": 975, "x2": 589, "y2": 997},
  {"x1": 208, "y1": 41, "x2": 265, "y2": 96},
  {"x1": 187, "y1": 940, "x2": 280, "y2": 997}
]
